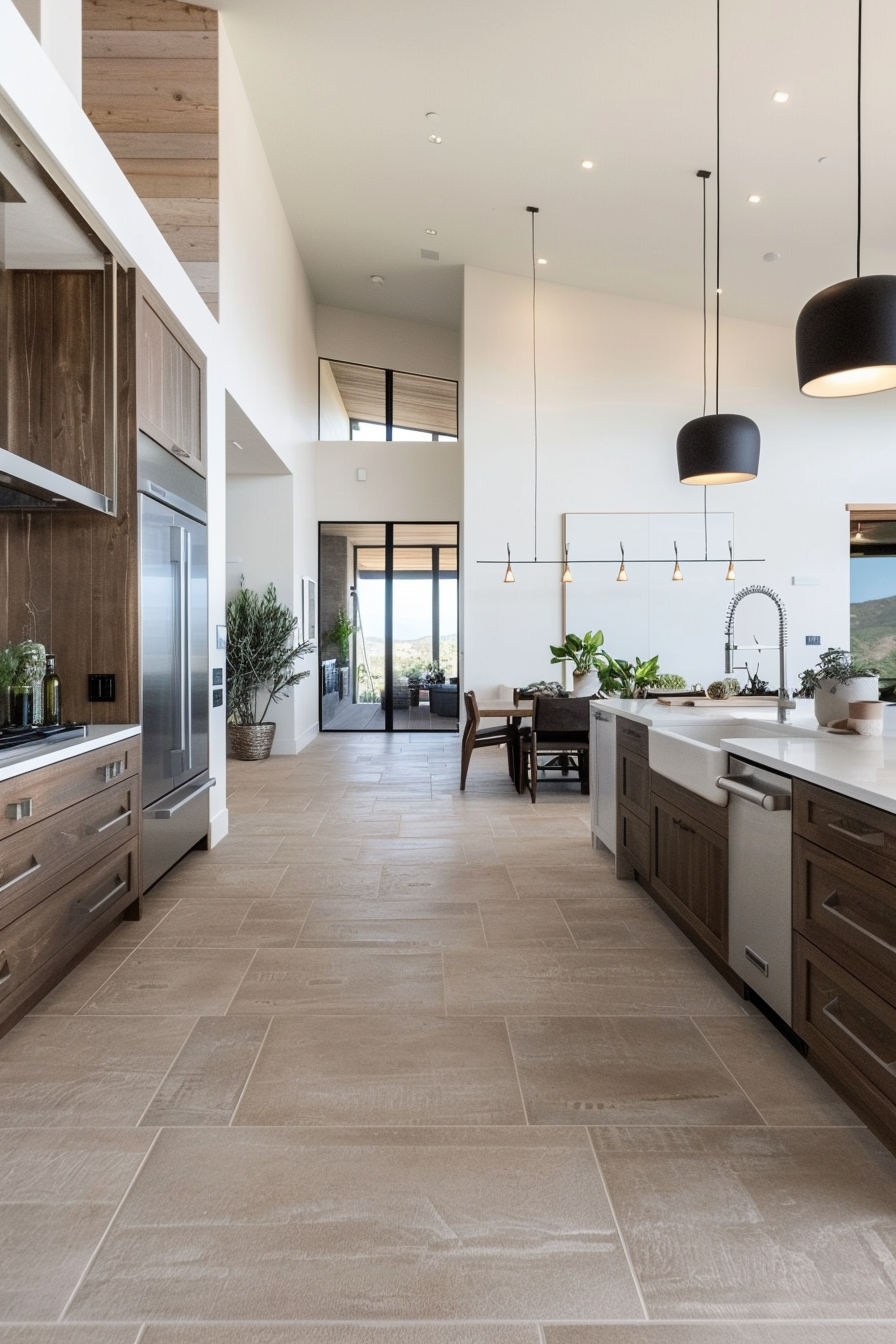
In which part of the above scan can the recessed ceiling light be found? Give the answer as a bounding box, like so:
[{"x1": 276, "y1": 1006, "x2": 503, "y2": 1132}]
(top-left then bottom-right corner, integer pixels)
[
  {"x1": 581, "y1": 159, "x2": 594, "y2": 169},
  {"x1": 425, "y1": 228, "x2": 437, "y2": 235},
  {"x1": 230, "y1": 440, "x2": 244, "y2": 451},
  {"x1": 772, "y1": 90, "x2": 790, "y2": 103},
  {"x1": 763, "y1": 251, "x2": 780, "y2": 263},
  {"x1": 370, "y1": 275, "x2": 384, "y2": 286},
  {"x1": 537, "y1": 257, "x2": 548, "y2": 265},
  {"x1": 428, "y1": 134, "x2": 442, "y2": 144},
  {"x1": 747, "y1": 194, "x2": 761, "y2": 204}
]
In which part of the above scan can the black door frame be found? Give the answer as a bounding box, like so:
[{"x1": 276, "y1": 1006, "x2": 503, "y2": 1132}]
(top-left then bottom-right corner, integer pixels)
[{"x1": 318, "y1": 520, "x2": 459, "y2": 733}]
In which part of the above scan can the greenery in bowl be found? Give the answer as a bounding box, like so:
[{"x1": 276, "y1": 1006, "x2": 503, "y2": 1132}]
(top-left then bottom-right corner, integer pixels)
[
  {"x1": 602, "y1": 654, "x2": 660, "y2": 698},
  {"x1": 797, "y1": 647, "x2": 878, "y2": 697},
  {"x1": 649, "y1": 673, "x2": 688, "y2": 691},
  {"x1": 549, "y1": 630, "x2": 608, "y2": 676},
  {"x1": 226, "y1": 582, "x2": 313, "y2": 725}
]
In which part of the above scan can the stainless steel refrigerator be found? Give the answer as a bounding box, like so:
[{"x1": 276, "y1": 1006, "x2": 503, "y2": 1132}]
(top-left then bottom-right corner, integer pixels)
[{"x1": 138, "y1": 432, "x2": 214, "y2": 889}]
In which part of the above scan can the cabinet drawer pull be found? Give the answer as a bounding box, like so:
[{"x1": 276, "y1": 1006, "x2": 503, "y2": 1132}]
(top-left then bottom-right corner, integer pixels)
[
  {"x1": 0, "y1": 955, "x2": 9, "y2": 987},
  {"x1": 100, "y1": 760, "x2": 124, "y2": 783},
  {"x1": 78, "y1": 877, "x2": 129, "y2": 916},
  {"x1": 0, "y1": 858, "x2": 41, "y2": 894},
  {"x1": 827, "y1": 819, "x2": 885, "y2": 847},
  {"x1": 5, "y1": 798, "x2": 33, "y2": 822},
  {"x1": 822, "y1": 996, "x2": 896, "y2": 1075},
  {"x1": 821, "y1": 891, "x2": 896, "y2": 955},
  {"x1": 90, "y1": 809, "x2": 132, "y2": 836}
]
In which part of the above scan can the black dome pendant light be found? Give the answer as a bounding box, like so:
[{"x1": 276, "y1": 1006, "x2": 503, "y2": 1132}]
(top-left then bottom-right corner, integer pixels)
[
  {"x1": 796, "y1": 0, "x2": 896, "y2": 397},
  {"x1": 677, "y1": 0, "x2": 760, "y2": 486}
]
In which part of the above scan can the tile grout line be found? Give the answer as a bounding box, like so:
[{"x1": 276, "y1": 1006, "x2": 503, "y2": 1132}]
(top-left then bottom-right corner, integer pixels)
[
  {"x1": 69, "y1": 939, "x2": 147, "y2": 1016},
  {"x1": 57, "y1": 1126, "x2": 164, "y2": 1323},
  {"x1": 690, "y1": 1015, "x2": 773, "y2": 1125},
  {"x1": 503, "y1": 1016, "x2": 531, "y2": 1126},
  {"x1": 134, "y1": 1323, "x2": 148, "y2": 1342},
  {"x1": 133, "y1": 1014, "x2": 202, "y2": 1127},
  {"x1": 229, "y1": 1013, "x2": 276, "y2": 1126},
  {"x1": 536, "y1": 1324, "x2": 547, "y2": 1344},
  {"x1": 475, "y1": 899, "x2": 490, "y2": 949},
  {"x1": 291, "y1": 897, "x2": 315, "y2": 947},
  {"x1": 441, "y1": 950, "x2": 448, "y2": 1018},
  {"x1": 553, "y1": 897, "x2": 580, "y2": 949},
  {"x1": 586, "y1": 1125, "x2": 651, "y2": 1322},
  {"x1": 220, "y1": 946, "x2": 261, "y2": 1016}
]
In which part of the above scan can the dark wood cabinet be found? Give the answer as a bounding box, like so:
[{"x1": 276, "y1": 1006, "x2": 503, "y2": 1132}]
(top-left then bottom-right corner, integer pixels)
[
  {"x1": 616, "y1": 718, "x2": 650, "y2": 877},
  {"x1": 649, "y1": 772, "x2": 728, "y2": 961},
  {"x1": 138, "y1": 290, "x2": 203, "y2": 472},
  {"x1": 0, "y1": 736, "x2": 142, "y2": 1038}
]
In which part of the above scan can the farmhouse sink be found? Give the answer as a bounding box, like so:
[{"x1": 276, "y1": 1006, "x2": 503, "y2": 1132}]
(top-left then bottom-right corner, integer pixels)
[{"x1": 649, "y1": 717, "x2": 820, "y2": 806}]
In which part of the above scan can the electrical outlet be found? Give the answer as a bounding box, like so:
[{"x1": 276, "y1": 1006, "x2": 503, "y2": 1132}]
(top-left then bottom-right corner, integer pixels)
[
  {"x1": 87, "y1": 673, "x2": 115, "y2": 702},
  {"x1": 212, "y1": 688, "x2": 223, "y2": 708},
  {"x1": 805, "y1": 635, "x2": 821, "y2": 645},
  {"x1": 212, "y1": 668, "x2": 223, "y2": 686}
]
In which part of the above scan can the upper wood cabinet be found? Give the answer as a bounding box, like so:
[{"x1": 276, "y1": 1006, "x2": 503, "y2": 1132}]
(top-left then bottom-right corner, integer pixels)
[
  {"x1": 0, "y1": 269, "x2": 107, "y2": 492},
  {"x1": 137, "y1": 291, "x2": 204, "y2": 474}
]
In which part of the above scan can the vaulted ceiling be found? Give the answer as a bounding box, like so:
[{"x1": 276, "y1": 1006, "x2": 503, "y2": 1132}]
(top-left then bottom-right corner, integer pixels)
[{"x1": 205, "y1": 0, "x2": 896, "y2": 331}]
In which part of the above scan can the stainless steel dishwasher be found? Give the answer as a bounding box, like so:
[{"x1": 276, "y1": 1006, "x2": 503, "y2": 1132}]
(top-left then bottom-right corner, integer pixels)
[{"x1": 717, "y1": 756, "x2": 793, "y2": 1025}]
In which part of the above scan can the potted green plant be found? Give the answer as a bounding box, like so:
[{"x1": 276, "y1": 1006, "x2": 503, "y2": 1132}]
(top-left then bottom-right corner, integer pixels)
[
  {"x1": 0, "y1": 645, "x2": 19, "y2": 727},
  {"x1": 603, "y1": 654, "x2": 660, "y2": 699},
  {"x1": 325, "y1": 606, "x2": 355, "y2": 665},
  {"x1": 225, "y1": 582, "x2": 314, "y2": 759},
  {"x1": 797, "y1": 647, "x2": 879, "y2": 726},
  {"x1": 549, "y1": 630, "x2": 609, "y2": 696}
]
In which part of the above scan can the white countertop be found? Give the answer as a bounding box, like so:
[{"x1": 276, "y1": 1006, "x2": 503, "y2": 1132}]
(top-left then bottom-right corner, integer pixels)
[
  {"x1": 0, "y1": 724, "x2": 140, "y2": 783},
  {"x1": 591, "y1": 697, "x2": 896, "y2": 815}
]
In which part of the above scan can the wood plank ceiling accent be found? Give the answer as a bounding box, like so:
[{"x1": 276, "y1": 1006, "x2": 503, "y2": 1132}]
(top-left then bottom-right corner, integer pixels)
[
  {"x1": 325, "y1": 361, "x2": 458, "y2": 436},
  {"x1": 82, "y1": 0, "x2": 219, "y2": 317},
  {"x1": 327, "y1": 361, "x2": 386, "y2": 424}
]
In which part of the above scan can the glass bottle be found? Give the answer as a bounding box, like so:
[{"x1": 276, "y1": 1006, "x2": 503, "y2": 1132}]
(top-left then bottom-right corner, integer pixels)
[{"x1": 43, "y1": 655, "x2": 61, "y2": 726}]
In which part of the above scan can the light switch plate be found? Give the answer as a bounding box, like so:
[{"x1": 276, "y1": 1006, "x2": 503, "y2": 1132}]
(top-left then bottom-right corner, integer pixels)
[
  {"x1": 356, "y1": 468, "x2": 367, "y2": 481},
  {"x1": 805, "y1": 635, "x2": 821, "y2": 645},
  {"x1": 216, "y1": 625, "x2": 227, "y2": 649}
]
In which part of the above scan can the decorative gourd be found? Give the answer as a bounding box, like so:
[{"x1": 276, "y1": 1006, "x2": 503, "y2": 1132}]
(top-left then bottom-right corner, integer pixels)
[{"x1": 706, "y1": 679, "x2": 732, "y2": 700}]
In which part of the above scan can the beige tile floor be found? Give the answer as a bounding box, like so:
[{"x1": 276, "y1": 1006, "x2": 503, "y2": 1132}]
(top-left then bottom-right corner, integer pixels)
[{"x1": 3, "y1": 733, "x2": 896, "y2": 1339}]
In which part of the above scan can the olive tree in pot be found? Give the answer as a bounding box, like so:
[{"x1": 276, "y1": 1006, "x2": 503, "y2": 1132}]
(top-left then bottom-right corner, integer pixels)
[
  {"x1": 549, "y1": 630, "x2": 608, "y2": 696},
  {"x1": 797, "y1": 647, "x2": 879, "y2": 727},
  {"x1": 226, "y1": 582, "x2": 314, "y2": 760}
]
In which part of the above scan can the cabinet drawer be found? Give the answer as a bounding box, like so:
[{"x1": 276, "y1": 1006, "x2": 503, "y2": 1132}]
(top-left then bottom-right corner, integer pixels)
[
  {"x1": 0, "y1": 739, "x2": 139, "y2": 842},
  {"x1": 793, "y1": 779, "x2": 896, "y2": 885},
  {"x1": 616, "y1": 718, "x2": 648, "y2": 759},
  {"x1": 794, "y1": 836, "x2": 896, "y2": 1010},
  {"x1": 0, "y1": 841, "x2": 137, "y2": 1011},
  {"x1": 619, "y1": 805, "x2": 649, "y2": 876},
  {"x1": 0, "y1": 779, "x2": 138, "y2": 927},
  {"x1": 650, "y1": 791, "x2": 727, "y2": 954},
  {"x1": 795, "y1": 933, "x2": 896, "y2": 1117},
  {"x1": 619, "y1": 750, "x2": 650, "y2": 822}
]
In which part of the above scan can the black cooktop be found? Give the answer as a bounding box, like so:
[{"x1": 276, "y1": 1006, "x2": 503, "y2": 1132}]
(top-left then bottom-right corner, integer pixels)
[{"x1": 0, "y1": 723, "x2": 87, "y2": 752}]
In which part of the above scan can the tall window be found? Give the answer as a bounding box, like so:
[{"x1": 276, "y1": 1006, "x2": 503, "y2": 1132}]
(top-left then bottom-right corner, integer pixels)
[
  {"x1": 850, "y1": 511, "x2": 896, "y2": 696},
  {"x1": 319, "y1": 360, "x2": 458, "y2": 441}
]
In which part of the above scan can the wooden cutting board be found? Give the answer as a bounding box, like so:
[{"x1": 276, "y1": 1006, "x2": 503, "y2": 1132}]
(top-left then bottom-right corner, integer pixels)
[{"x1": 655, "y1": 695, "x2": 781, "y2": 708}]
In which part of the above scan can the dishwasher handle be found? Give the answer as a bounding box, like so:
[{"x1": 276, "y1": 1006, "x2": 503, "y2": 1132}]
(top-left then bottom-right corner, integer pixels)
[{"x1": 716, "y1": 774, "x2": 792, "y2": 811}]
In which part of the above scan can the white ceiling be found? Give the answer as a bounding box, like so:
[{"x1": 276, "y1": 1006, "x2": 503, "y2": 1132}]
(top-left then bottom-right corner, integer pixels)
[{"x1": 209, "y1": 0, "x2": 896, "y2": 331}]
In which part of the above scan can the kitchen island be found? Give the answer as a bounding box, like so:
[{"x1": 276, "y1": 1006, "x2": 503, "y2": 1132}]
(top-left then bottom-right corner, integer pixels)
[
  {"x1": 591, "y1": 696, "x2": 896, "y2": 1156},
  {"x1": 0, "y1": 725, "x2": 142, "y2": 1037}
]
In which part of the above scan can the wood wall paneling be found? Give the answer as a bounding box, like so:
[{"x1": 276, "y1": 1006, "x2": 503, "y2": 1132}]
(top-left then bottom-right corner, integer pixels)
[{"x1": 82, "y1": 0, "x2": 219, "y2": 315}]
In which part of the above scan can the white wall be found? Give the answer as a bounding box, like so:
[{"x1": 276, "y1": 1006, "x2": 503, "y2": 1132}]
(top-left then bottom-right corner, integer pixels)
[
  {"x1": 219, "y1": 21, "x2": 320, "y2": 754},
  {"x1": 463, "y1": 264, "x2": 896, "y2": 697},
  {"x1": 317, "y1": 305, "x2": 460, "y2": 381},
  {"x1": 319, "y1": 360, "x2": 350, "y2": 440},
  {"x1": 10, "y1": 0, "x2": 80, "y2": 101},
  {"x1": 317, "y1": 442, "x2": 462, "y2": 523}
]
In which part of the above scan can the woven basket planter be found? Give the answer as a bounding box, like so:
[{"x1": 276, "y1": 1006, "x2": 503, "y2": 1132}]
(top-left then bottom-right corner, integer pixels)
[{"x1": 227, "y1": 723, "x2": 276, "y2": 760}]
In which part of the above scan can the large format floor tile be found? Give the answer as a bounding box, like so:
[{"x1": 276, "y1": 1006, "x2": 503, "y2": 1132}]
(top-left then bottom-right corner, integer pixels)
[
  {"x1": 227, "y1": 948, "x2": 445, "y2": 1015},
  {"x1": 507, "y1": 1016, "x2": 764, "y2": 1126},
  {"x1": 0, "y1": 1127, "x2": 154, "y2": 1320},
  {"x1": 79, "y1": 948, "x2": 255, "y2": 1016},
  {"x1": 591, "y1": 1125, "x2": 896, "y2": 1318},
  {"x1": 296, "y1": 898, "x2": 486, "y2": 948},
  {"x1": 140, "y1": 1015, "x2": 272, "y2": 1126},
  {"x1": 142, "y1": 1329, "x2": 541, "y2": 1344},
  {"x1": 443, "y1": 949, "x2": 746, "y2": 1016},
  {"x1": 543, "y1": 1327, "x2": 896, "y2": 1343},
  {"x1": 66, "y1": 1126, "x2": 643, "y2": 1322},
  {"x1": 233, "y1": 1014, "x2": 526, "y2": 1126},
  {"x1": 0, "y1": 1016, "x2": 195, "y2": 1126}
]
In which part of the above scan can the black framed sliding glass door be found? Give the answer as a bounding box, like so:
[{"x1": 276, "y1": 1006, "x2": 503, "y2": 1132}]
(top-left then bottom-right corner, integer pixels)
[{"x1": 319, "y1": 522, "x2": 459, "y2": 732}]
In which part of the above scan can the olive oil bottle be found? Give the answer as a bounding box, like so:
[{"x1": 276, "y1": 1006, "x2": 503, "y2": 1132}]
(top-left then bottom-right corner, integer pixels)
[{"x1": 43, "y1": 655, "x2": 61, "y2": 726}]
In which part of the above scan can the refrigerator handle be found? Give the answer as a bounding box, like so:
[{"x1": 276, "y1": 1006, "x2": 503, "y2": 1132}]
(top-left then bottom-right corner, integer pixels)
[
  {"x1": 184, "y1": 528, "x2": 192, "y2": 771},
  {"x1": 170, "y1": 525, "x2": 187, "y2": 762}
]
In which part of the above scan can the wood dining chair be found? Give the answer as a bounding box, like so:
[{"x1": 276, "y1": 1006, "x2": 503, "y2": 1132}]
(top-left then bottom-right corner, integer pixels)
[
  {"x1": 460, "y1": 690, "x2": 519, "y2": 790},
  {"x1": 524, "y1": 694, "x2": 591, "y2": 802}
]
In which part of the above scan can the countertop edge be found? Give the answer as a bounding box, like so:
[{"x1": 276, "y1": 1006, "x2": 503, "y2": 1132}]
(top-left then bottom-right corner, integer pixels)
[{"x1": 0, "y1": 725, "x2": 141, "y2": 782}]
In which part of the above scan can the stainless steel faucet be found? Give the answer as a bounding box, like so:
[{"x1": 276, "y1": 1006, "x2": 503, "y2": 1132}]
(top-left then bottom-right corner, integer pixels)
[{"x1": 724, "y1": 585, "x2": 796, "y2": 724}]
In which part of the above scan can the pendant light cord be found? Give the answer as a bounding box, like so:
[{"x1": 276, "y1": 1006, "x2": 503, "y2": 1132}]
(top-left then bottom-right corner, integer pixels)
[
  {"x1": 702, "y1": 170, "x2": 708, "y2": 418},
  {"x1": 529, "y1": 206, "x2": 539, "y2": 562},
  {"x1": 715, "y1": 0, "x2": 721, "y2": 416},
  {"x1": 857, "y1": 0, "x2": 862, "y2": 278}
]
